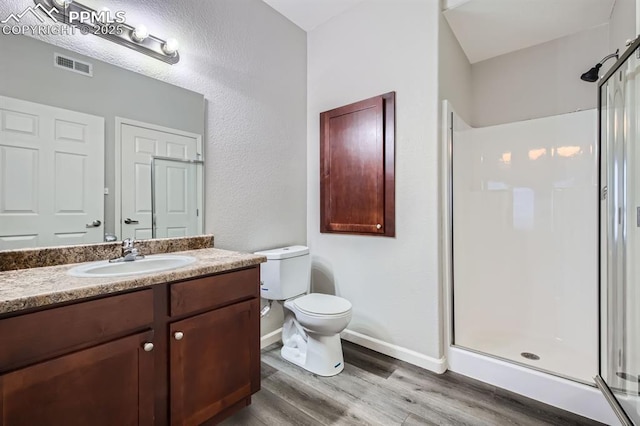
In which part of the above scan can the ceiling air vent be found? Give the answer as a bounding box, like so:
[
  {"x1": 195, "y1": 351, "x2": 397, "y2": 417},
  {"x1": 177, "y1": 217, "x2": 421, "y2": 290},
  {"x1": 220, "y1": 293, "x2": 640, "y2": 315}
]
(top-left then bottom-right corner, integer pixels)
[{"x1": 53, "y1": 53, "x2": 93, "y2": 77}]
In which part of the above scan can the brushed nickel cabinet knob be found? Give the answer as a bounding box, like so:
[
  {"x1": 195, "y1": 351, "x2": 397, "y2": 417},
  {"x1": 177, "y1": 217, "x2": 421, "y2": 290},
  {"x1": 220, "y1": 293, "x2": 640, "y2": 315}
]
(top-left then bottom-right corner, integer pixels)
[
  {"x1": 174, "y1": 331, "x2": 184, "y2": 341},
  {"x1": 143, "y1": 342, "x2": 154, "y2": 352},
  {"x1": 376, "y1": 224, "x2": 382, "y2": 230}
]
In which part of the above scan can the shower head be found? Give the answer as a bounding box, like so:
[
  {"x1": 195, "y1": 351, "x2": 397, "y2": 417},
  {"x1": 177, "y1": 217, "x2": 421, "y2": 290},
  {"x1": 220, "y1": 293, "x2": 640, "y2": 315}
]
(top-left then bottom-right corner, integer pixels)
[
  {"x1": 581, "y1": 49, "x2": 619, "y2": 82},
  {"x1": 580, "y1": 64, "x2": 602, "y2": 82}
]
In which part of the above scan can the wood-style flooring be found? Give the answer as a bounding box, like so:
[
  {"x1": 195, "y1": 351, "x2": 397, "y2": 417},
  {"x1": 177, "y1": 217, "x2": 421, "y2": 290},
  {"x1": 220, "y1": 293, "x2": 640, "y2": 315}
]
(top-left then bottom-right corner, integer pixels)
[{"x1": 221, "y1": 341, "x2": 604, "y2": 426}]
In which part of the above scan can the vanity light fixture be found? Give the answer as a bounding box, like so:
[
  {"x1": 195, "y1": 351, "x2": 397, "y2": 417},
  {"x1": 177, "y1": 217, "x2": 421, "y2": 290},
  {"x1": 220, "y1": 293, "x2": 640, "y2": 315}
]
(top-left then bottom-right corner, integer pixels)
[
  {"x1": 131, "y1": 24, "x2": 149, "y2": 43},
  {"x1": 33, "y1": 0, "x2": 180, "y2": 65},
  {"x1": 162, "y1": 38, "x2": 179, "y2": 56}
]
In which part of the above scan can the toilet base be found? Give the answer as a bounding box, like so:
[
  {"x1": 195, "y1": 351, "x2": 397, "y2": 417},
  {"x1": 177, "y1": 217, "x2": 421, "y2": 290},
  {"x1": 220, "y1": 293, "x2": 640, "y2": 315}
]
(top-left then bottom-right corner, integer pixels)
[{"x1": 281, "y1": 332, "x2": 345, "y2": 377}]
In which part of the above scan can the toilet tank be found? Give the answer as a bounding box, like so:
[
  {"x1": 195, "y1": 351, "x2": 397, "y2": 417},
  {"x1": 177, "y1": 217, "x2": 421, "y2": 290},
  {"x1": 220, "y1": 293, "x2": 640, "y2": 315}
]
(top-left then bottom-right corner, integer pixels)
[{"x1": 254, "y1": 246, "x2": 310, "y2": 300}]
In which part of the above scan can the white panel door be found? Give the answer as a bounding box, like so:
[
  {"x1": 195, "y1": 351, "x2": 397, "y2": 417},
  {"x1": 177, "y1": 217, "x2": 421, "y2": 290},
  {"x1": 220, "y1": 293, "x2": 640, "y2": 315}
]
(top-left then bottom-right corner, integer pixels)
[
  {"x1": 153, "y1": 159, "x2": 201, "y2": 238},
  {"x1": 120, "y1": 123, "x2": 200, "y2": 240},
  {"x1": 0, "y1": 96, "x2": 104, "y2": 249}
]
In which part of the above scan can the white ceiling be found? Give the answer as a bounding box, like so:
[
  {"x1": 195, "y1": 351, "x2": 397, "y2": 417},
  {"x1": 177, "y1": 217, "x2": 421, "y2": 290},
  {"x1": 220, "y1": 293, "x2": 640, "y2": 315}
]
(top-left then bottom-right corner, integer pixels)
[
  {"x1": 262, "y1": 0, "x2": 365, "y2": 31},
  {"x1": 444, "y1": 0, "x2": 616, "y2": 64}
]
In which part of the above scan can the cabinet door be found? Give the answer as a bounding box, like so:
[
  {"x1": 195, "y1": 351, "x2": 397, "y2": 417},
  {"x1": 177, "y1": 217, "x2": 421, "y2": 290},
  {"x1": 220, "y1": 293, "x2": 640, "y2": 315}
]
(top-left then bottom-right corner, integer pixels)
[
  {"x1": 170, "y1": 299, "x2": 259, "y2": 426},
  {"x1": 0, "y1": 331, "x2": 155, "y2": 426},
  {"x1": 320, "y1": 92, "x2": 395, "y2": 237}
]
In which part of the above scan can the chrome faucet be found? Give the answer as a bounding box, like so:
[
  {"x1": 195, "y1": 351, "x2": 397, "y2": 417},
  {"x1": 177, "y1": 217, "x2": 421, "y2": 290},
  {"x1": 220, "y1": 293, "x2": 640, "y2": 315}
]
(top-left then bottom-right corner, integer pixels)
[{"x1": 109, "y1": 238, "x2": 145, "y2": 263}]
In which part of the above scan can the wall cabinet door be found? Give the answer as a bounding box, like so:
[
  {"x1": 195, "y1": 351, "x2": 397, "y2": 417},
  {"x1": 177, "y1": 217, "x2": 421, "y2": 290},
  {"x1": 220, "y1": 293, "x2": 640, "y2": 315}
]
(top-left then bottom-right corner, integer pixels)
[
  {"x1": 0, "y1": 331, "x2": 155, "y2": 426},
  {"x1": 320, "y1": 92, "x2": 395, "y2": 236},
  {"x1": 169, "y1": 299, "x2": 259, "y2": 426}
]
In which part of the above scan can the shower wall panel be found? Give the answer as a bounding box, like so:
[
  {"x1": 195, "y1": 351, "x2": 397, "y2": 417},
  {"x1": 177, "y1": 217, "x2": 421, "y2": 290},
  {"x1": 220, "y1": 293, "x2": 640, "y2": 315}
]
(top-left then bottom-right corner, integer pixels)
[{"x1": 452, "y1": 109, "x2": 598, "y2": 382}]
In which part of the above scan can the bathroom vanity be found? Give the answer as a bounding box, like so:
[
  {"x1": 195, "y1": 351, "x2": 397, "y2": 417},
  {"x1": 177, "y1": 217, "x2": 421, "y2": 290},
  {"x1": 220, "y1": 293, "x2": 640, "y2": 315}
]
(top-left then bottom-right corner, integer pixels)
[{"x1": 0, "y1": 243, "x2": 265, "y2": 426}]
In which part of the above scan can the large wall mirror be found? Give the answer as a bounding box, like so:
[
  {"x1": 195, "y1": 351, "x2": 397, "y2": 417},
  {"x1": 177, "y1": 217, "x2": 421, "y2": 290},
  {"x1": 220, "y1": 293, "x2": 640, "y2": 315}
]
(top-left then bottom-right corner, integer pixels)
[{"x1": 0, "y1": 35, "x2": 205, "y2": 250}]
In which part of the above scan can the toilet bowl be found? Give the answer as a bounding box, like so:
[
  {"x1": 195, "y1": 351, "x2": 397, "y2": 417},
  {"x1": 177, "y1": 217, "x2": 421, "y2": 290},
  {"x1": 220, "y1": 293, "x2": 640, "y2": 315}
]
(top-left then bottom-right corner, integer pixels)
[
  {"x1": 285, "y1": 293, "x2": 352, "y2": 334},
  {"x1": 254, "y1": 245, "x2": 352, "y2": 376},
  {"x1": 281, "y1": 293, "x2": 352, "y2": 376}
]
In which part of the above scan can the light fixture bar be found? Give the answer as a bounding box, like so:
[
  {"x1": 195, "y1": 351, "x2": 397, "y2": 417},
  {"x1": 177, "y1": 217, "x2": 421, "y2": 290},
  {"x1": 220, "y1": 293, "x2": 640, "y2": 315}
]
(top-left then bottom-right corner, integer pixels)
[{"x1": 34, "y1": 0, "x2": 180, "y2": 65}]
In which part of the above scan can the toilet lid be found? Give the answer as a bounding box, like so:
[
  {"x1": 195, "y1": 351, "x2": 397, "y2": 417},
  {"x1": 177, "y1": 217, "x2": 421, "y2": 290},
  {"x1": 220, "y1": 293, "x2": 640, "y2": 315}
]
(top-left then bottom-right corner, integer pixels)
[{"x1": 293, "y1": 294, "x2": 352, "y2": 316}]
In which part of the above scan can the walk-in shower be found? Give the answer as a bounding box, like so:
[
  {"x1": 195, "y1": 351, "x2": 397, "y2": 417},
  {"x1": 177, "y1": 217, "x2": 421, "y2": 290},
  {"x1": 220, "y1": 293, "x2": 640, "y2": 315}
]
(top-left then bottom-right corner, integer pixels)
[
  {"x1": 450, "y1": 109, "x2": 598, "y2": 383},
  {"x1": 443, "y1": 103, "x2": 614, "y2": 423},
  {"x1": 443, "y1": 37, "x2": 640, "y2": 425}
]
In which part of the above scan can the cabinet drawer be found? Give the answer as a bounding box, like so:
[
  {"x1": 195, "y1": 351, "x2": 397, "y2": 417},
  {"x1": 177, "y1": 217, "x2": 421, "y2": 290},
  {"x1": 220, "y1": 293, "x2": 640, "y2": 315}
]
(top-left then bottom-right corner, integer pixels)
[
  {"x1": 0, "y1": 289, "x2": 153, "y2": 371},
  {"x1": 170, "y1": 267, "x2": 259, "y2": 317}
]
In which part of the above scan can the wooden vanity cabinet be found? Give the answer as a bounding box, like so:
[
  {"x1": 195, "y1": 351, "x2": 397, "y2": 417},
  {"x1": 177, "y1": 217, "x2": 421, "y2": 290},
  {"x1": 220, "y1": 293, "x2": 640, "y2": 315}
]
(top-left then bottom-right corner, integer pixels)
[
  {"x1": 168, "y1": 267, "x2": 260, "y2": 426},
  {"x1": 0, "y1": 330, "x2": 156, "y2": 426},
  {"x1": 0, "y1": 290, "x2": 156, "y2": 426},
  {"x1": 0, "y1": 266, "x2": 261, "y2": 426}
]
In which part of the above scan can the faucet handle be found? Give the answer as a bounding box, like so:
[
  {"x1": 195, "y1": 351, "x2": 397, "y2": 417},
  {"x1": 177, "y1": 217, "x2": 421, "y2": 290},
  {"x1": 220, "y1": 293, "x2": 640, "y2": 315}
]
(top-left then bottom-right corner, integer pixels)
[{"x1": 122, "y1": 238, "x2": 134, "y2": 249}]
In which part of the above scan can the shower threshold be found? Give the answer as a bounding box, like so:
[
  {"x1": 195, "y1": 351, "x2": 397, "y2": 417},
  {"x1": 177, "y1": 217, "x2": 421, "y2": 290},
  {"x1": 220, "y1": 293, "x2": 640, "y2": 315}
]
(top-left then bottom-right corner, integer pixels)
[{"x1": 451, "y1": 336, "x2": 595, "y2": 386}]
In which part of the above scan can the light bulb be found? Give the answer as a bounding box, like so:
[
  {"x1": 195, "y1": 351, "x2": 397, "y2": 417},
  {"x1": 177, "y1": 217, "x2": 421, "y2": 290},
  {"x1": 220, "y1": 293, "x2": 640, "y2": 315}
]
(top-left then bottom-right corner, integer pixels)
[
  {"x1": 52, "y1": 0, "x2": 72, "y2": 7},
  {"x1": 131, "y1": 25, "x2": 149, "y2": 43},
  {"x1": 162, "y1": 38, "x2": 179, "y2": 56},
  {"x1": 99, "y1": 7, "x2": 111, "y2": 24}
]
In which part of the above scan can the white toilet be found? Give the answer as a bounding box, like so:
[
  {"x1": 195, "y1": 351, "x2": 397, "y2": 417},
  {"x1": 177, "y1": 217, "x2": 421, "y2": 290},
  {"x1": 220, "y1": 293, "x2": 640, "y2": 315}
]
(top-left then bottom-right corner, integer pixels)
[{"x1": 255, "y1": 245, "x2": 352, "y2": 376}]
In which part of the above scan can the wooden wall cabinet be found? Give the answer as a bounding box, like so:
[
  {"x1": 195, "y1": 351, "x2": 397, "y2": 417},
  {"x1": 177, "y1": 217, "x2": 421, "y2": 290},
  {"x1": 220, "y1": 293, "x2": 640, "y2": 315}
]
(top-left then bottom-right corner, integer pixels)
[
  {"x1": 0, "y1": 267, "x2": 261, "y2": 426},
  {"x1": 320, "y1": 92, "x2": 395, "y2": 237}
]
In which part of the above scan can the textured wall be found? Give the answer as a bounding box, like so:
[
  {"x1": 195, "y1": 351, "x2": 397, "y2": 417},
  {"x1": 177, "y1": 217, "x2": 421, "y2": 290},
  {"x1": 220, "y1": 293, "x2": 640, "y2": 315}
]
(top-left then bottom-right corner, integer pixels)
[
  {"x1": 471, "y1": 24, "x2": 609, "y2": 127},
  {"x1": 308, "y1": 0, "x2": 443, "y2": 361},
  {"x1": 0, "y1": 0, "x2": 307, "y2": 336}
]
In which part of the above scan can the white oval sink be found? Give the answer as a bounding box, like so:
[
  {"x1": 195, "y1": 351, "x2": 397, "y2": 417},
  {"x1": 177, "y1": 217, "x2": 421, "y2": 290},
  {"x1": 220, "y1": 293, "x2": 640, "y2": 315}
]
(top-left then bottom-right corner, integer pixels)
[{"x1": 68, "y1": 254, "x2": 197, "y2": 278}]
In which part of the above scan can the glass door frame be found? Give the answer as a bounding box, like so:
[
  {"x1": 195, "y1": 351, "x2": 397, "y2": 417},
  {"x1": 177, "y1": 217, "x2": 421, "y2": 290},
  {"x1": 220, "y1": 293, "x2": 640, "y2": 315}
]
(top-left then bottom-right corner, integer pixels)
[{"x1": 597, "y1": 36, "x2": 640, "y2": 426}]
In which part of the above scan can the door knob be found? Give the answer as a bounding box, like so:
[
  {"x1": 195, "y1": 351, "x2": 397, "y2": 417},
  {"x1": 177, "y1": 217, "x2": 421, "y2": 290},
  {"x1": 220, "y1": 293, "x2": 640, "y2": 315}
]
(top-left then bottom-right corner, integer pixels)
[
  {"x1": 124, "y1": 218, "x2": 139, "y2": 225},
  {"x1": 143, "y1": 342, "x2": 154, "y2": 352},
  {"x1": 174, "y1": 331, "x2": 184, "y2": 341},
  {"x1": 85, "y1": 219, "x2": 102, "y2": 228}
]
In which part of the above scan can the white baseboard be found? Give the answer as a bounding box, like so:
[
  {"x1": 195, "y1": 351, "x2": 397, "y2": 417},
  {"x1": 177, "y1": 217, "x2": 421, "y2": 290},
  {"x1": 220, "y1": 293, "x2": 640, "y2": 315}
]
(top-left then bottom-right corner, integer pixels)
[
  {"x1": 261, "y1": 327, "x2": 282, "y2": 349},
  {"x1": 261, "y1": 327, "x2": 446, "y2": 374},
  {"x1": 341, "y1": 329, "x2": 447, "y2": 374}
]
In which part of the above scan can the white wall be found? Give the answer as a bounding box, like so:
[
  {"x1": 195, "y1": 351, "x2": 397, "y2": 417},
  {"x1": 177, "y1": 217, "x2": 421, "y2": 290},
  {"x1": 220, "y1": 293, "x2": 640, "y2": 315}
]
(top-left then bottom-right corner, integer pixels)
[
  {"x1": 610, "y1": 0, "x2": 637, "y2": 55},
  {"x1": 0, "y1": 0, "x2": 307, "y2": 336},
  {"x1": 471, "y1": 24, "x2": 610, "y2": 127},
  {"x1": 439, "y1": 15, "x2": 472, "y2": 124},
  {"x1": 308, "y1": 0, "x2": 443, "y2": 365}
]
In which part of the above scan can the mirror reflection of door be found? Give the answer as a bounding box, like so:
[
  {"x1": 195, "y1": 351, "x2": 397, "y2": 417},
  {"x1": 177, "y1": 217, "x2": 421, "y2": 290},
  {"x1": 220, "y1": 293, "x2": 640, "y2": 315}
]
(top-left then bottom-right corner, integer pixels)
[
  {"x1": 117, "y1": 119, "x2": 202, "y2": 241},
  {"x1": 0, "y1": 96, "x2": 104, "y2": 249},
  {"x1": 152, "y1": 158, "x2": 203, "y2": 239}
]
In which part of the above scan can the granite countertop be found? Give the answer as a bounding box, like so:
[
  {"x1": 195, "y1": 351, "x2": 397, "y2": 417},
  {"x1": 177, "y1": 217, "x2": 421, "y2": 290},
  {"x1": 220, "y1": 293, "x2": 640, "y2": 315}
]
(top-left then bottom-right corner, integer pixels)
[{"x1": 0, "y1": 248, "x2": 266, "y2": 315}]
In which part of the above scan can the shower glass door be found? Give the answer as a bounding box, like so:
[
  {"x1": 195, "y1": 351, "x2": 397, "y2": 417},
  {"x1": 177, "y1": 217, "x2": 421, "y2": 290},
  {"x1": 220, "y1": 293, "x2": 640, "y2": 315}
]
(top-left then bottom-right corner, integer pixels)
[{"x1": 598, "y1": 39, "x2": 640, "y2": 426}]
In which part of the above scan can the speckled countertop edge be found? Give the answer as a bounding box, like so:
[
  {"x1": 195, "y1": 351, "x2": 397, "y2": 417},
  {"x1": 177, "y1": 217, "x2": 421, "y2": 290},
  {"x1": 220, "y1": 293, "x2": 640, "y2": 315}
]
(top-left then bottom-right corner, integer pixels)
[
  {"x1": 0, "y1": 248, "x2": 266, "y2": 315},
  {"x1": 0, "y1": 234, "x2": 215, "y2": 272}
]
